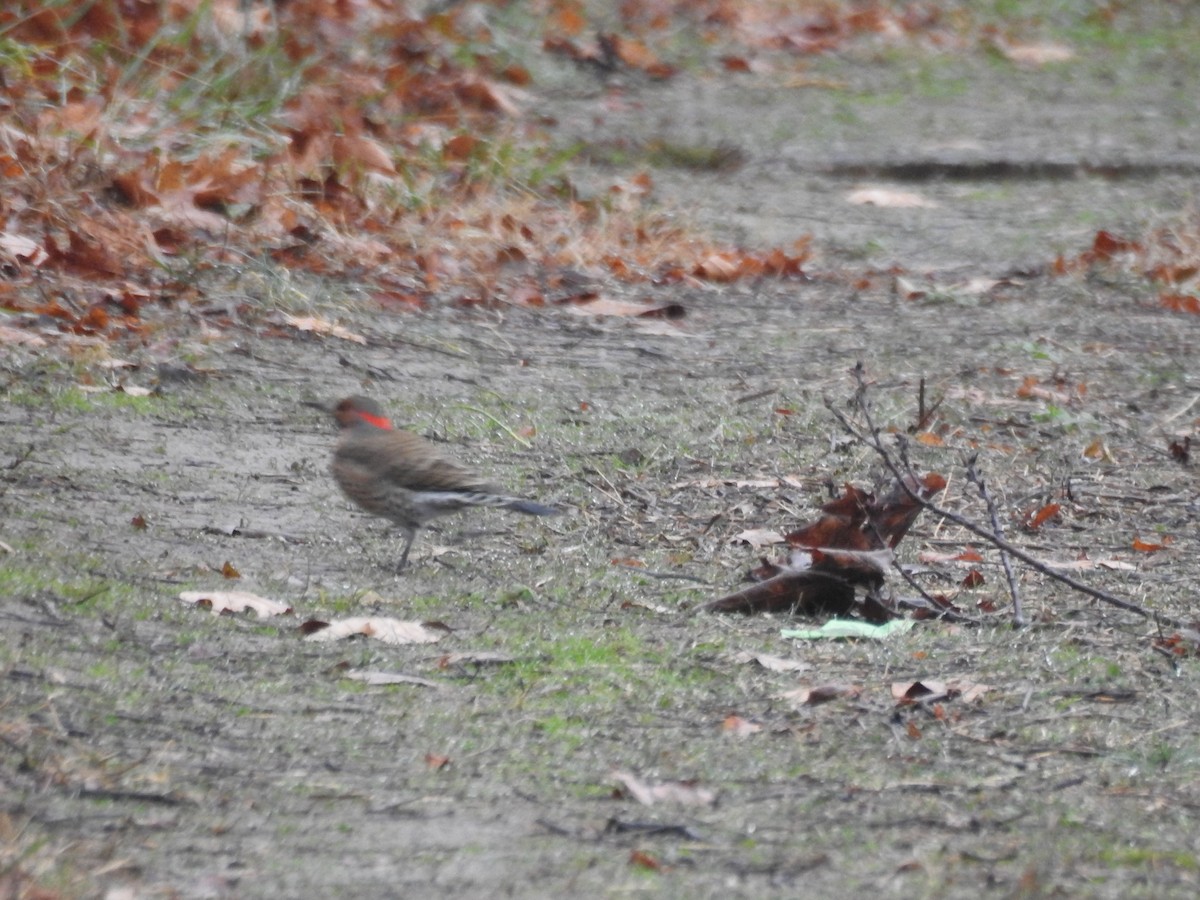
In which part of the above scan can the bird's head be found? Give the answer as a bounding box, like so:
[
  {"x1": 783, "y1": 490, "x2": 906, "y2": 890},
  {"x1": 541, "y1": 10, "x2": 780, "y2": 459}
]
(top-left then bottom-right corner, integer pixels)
[{"x1": 332, "y1": 395, "x2": 394, "y2": 431}]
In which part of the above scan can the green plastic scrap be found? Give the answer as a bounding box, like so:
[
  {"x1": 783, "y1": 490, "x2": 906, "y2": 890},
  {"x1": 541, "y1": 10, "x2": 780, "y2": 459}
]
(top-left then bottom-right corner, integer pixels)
[{"x1": 781, "y1": 619, "x2": 915, "y2": 641}]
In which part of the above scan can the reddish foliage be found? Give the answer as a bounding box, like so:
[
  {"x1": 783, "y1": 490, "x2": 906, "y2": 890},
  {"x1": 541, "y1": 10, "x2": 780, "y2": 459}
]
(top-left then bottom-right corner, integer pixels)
[
  {"x1": 1023, "y1": 502, "x2": 1061, "y2": 532},
  {"x1": 706, "y1": 473, "x2": 945, "y2": 618}
]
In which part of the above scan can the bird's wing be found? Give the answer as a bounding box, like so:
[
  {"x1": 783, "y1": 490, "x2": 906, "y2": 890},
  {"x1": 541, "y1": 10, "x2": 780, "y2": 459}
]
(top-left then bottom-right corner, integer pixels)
[{"x1": 343, "y1": 430, "x2": 499, "y2": 493}]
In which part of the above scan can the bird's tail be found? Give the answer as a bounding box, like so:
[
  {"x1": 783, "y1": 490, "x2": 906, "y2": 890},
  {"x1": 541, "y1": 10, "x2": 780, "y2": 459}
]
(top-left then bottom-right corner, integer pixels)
[{"x1": 502, "y1": 498, "x2": 560, "y2": 517}]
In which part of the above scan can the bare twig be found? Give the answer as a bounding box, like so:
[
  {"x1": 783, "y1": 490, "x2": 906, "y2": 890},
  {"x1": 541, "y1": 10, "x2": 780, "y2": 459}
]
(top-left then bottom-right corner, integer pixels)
[
  {"x1": 965, "y1": 454, "x2": 1025, "y2": 627},
  {"x1": 826, "y1": 366, "x2": 1182, "y2": 629}
]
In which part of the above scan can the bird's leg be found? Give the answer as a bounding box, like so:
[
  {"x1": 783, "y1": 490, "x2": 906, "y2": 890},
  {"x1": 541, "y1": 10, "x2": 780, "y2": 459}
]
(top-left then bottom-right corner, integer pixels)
[{"x1": 396, "y1": 527, "x2": 417, "y2": 572}]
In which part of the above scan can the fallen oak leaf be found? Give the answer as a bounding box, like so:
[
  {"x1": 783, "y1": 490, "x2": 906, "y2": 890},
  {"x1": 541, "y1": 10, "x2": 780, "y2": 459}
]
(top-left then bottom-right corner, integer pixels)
[
  {"x1": 846, "y1": 187, "x2": 937, "y2": 208},
  {"x1": 892, "y1": 679, "x2": 948, "y2": 704},
  {"x1": 703, "y1": 568, "x2": 856, "y2": 616},
  {"x1": 918, "y1": 547, "x2": 985, "y2": 564},
  {"x1": 730, "y1": 528, "x2": 786, "y2": 549},
  {"x1": 781, "y1": 683, "x2": 862, "y2": 707},
  {"x1": 558, "y1": 295, "x2": 685, "y2": 320},
  {"x1": 732, "y1": 651, "x2": 811, "y2": 673},
  {"x1": 992, "y1": 38, "x2": 1075, "y2": 67},
  {"x1": 612, "y1": 771, "x2": 716, "y2": 808},
  {"x1": 179, "y1": 590, "x2": 293, "y2": 618},
  {"x1": 629, "y1": 850, "x2": 664, "y2": 871},
  {"x1": 892, "y1": 678, "x2": 992, "y2": 704},
  {"x1": 282, "y1": 314, "x2": 367, "y2": 345},
  {"x1": 1132, "y1": 535, "x2": 1172, "y2": 553},
  {"x1": 721, "y1": 715, "x2": 763, "y2": 737},
  {"x1": 1023, "y1": 502, "x2": 1061, "y2": 531},
  {"x1": 301, "y1": 618, "x2": 445, "y2": 645},
  {"x1": 0, "y1": 229, "x2": 49, "y2": 266},
  {"x1": 0, "y1": 325, "x2": 48, "y2": 347}
]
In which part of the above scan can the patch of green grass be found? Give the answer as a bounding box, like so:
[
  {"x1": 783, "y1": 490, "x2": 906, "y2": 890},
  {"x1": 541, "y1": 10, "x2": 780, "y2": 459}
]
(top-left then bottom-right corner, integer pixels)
[
  {"x1": 86, "y1": 660, "x2": 120, "y2": 681},
  {"x1": 4, "y1": 384, "x2": 172, "y2": 417},
  {"x1": 0, "y1": 562, "x2": 120, "y2": 611},
  {"x1": 1097, "y1": 846, "x2": 1200, "y2": 871},
  {"x1": 643, "y1": 139, "x2": 744, "y2": 172}
]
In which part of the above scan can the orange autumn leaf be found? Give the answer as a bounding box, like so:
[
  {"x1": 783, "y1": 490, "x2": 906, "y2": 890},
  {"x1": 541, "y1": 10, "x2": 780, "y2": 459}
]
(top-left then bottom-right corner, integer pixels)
[
  {"x1": 331, "y1": 134, "x2": 396, "y2": 175},
  {"x1": 548, "y1": 3, "x2": 587, "y2": 36},
  {"x1": 425, "y1": 753, "x2": 451, "y2": 770},
  {"x1": 1161, "y1": 293, "x2": 1200, "y2": 315},
  {"x1": 721, "y1": 715, "x2": 763, "y2": 737},
  {"x1": 629, "y1": 850, "x2": 663, "y2": 871},
  {"x1": 1025, "y1": 503, "x2": 1061, "y2": 531},
  {"x1": 443, "y1": 133, "x2": 480, "y2": 162},
  {"x1": 1090, "y1": 229, "x2": 1140, "y2": 260},
  {"x1": 960, "y1": 569, "x2": 985, "y2": 589},
  {"x1": 694, "y1": 252, "x2": 741, "y2": 281},
  {"x1": 1132, "y1": 536, "x2": 1172, "y2": 553}
]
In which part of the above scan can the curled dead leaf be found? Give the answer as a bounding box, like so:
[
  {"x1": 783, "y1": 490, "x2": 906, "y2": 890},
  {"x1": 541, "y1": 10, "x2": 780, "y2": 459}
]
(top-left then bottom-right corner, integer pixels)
[
  {"x1": 179, "y1": 590, "x2": 293, "y2": 618},
  {"x1": 283, "y1": 314, "x2": 367, "y2": 345},
  {"x1": 721, "y1": 715, "x2": 763, "y2": 737},
  {"x1": 781, "y1": 683, "x2": 862, "y2": 707},
  {"x1": 847, "y1": 188, "x2": 937, "y2": 209},
  {"x1": 303, "y1": 618, "x2": 445, "y2": 645},
  {"x1": 612, "y1": 771, "x2": 716, "y2": 808}
]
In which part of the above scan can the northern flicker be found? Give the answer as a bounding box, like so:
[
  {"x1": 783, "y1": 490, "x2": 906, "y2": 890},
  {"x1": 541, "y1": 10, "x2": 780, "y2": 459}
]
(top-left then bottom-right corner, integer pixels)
[{"x1": 323, "y1": 395, "x2": 558, "y2": 571}]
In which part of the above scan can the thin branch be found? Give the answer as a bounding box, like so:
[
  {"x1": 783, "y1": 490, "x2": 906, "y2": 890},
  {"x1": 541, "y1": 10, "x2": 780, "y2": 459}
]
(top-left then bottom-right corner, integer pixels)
[
  {"x1": 825, "y1": 369, "x2": 1182, "y2": 630},
  {"x1": 965, "y1": 454, "x2": 1025, "y2": 627}
]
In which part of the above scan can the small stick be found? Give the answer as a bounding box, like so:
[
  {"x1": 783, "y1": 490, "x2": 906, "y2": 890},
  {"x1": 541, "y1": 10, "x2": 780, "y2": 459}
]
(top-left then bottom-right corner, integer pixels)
[
  {"x1": 826, "y1": 367, "x2": 1182, "y2": 629},
  {"x1": 965, "y1": 454, "x2": 1025, "y2": 627}
]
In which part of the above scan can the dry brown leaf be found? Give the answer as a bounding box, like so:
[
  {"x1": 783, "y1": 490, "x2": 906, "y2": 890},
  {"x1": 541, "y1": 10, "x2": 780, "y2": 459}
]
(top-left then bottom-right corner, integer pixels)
[
  {"x1": 0, "y1": 230, "x2": 48, "y2": 266},
  {"x1": 331, "y1": 134, "x2": 396, "y2": 174},
  {"x1": 721, "y1": 715, "x2": 763, "y2": 737},
  {"x1": 561, "y1": 297, "x2": 679, "y2": 318},
  {"x1": 892, "y1": 678, "x2": 991, "y2": 704},
  {"x1": 735, "y1": 652, "x2": 811, "y2": 673},
  {"x1": 847, "y1": 188, "x2": 937, "y2": 209},
  {"x1": 730, "y1": 528, "x2": 786, "y2": 548},
  {"x1": 892, "y1": 679, "x2": 948, "y2": 702},
  {"x1": 304, "y1": 618, "x2": 445, "y2": 645},
  {"x1": 282, "y1": 314, "x2": 367, "y2": 344},
  {"x1": 782, "y1": 683, "x2": 862, "y2": 706},
  {"x1": 997, "y1": 41, "x2": 1074, "y2": 67},
  {"x1": 612, "y1": 771, "x2": 716, "y2": 807},
  {"x1": 179, "y1": 590, "x2": 293, "y2": 618},
  {"x1": 895, "y1": 276, "x2": 927, "y2": 300},
  {"x1": 947, "y1": 679, "x2": 992, "y2": 703},
  {"x1": 0, "y1": 325, "x2": 48, "y2": 347},
  {"x1": 918, "y1": 547, "x2": 985, "y2": 564}
]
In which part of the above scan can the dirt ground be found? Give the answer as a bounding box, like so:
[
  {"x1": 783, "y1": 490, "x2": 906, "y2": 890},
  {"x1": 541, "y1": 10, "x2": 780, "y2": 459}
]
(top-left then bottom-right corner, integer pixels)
[{"x1": 4, "y1": 13, "x2": 1200, "y2": 900}]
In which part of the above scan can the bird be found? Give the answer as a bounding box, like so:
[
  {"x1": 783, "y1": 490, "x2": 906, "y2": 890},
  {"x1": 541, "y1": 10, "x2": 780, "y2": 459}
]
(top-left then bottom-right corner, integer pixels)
[{"x1": 321, "y1": 395, "x2": 558, "y2": 571}]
